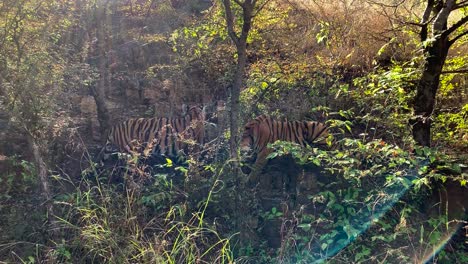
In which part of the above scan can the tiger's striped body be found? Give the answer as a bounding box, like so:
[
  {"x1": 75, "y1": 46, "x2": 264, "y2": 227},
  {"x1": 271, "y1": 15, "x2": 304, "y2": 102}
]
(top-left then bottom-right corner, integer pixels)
[
  {"x1": 240, "y1": 115, "x2": 328, "y2": 180},
  {"x1": 102, "y1": 106, "x2": 205, "y2": 160}
]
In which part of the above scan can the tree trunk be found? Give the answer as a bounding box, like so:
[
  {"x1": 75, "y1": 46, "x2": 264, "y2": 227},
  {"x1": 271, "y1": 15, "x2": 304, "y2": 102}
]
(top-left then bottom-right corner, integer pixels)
[
  {"x1": 230, "y1": 44, "x2": 247, "y2": 159},
  {"x1": 26, "y1": 133, "x2": 58, "y2": 239},
  {"x1": 222, "y1": 0, "x2": 254, "y2": 160},
  {"x1": 221, "y1": 0, "x2": 258, "y2": 250},
  {"x1": 92, "y1": 85, "x2": 111, "y2": 139},
  {"x1": 92, "y1": 1, "x2": 111, "y2": 139},
  {"x1": 411, "y1": 34, "x2": 449, "y2": 146},
  {"x1": 410, "y1": 0, "x2": 467, "y2": 147}
]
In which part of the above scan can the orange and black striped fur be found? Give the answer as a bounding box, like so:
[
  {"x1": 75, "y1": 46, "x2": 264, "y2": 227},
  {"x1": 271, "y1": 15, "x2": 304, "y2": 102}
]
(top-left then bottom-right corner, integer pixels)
[
  {"x1": 101, "y1": 106, "x2": 205, "y2": 161},
  {"x1": 240, "y1": 115, "x2": 328, "y2": 179}
]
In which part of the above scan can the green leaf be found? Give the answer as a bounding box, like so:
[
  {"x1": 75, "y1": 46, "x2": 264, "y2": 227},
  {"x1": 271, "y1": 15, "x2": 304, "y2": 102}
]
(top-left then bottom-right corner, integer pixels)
[
  {"x1": 298, "y1": 223, "x2": 311, "y2": 232},
  {"x1": 309, "y1": 157, "x2": 321, "y2": 166},
  {"x1": 175, "y1": 166, "x2": 188, "y2": 175},
  {"x1": 321, "y1": 243, "x2": 328, "y2": 250},
  {"x1": 267, "y1": 152, "x2": 278, "y2": 159},
  {"x1": 347, "y1": 207, "x2": 356, "y2": 215},
  {"x1": 420, "y1": 225, "x2": 424, "y2": 244},
  {"x1": 451, "y1": 163, "x2": 462, "y2": 174}
]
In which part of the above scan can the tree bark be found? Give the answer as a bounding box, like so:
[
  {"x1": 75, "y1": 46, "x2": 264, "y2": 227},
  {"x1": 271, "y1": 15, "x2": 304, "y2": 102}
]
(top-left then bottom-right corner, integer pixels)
[
  {"x1": 229, "y1": 43, "x2": 248, "y2": 159},
  {"x1": 222, "y1": 0, "x2": 255, "y2": 159},
  {"x1": 92, "y1": 1, "x2": 111, "y2": 139},
  {"x1": 411, "y1": 37, "x2": 449, "y2": 146},
  {"x1": 410, "y1": 0, "x2": 466, "y2": 147},
  {"x1": 25, "y1": 133, "x2": 58, "y2": 239},
  {"x1": 221, "y1": 0, "x2": 258, "y2": 250}
]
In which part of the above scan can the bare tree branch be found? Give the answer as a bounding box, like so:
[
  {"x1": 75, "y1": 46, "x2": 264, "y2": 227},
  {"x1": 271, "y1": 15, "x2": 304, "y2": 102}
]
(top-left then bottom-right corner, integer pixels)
[
  {"x1": 239, "y1": 0, "x2": 255, "y2": 43},
  {"x1": 454, "y1": 3, "x2": 468, "y2": 9},
  {"x1": 221, "y1": 0, "x2": 257, "y2": 160},
  {"x1": 420, "y1": 0, "x2": 434, "y2": 41},
  {"x1": 253, "y1": 0, "x2": 271, "y2": 17},
  {"x1": 421, "y1": 0, "x2": 434, "y2": 23},
  {"x1": 454, "y1": 0, "x2": 468, "y2": 9},
  {"x1": 222, "y1": 0, "x2": 240, "y2": 47},
  {"x1": 365, "y1": 0, "x2": 406, "y2": 8},
  {"x1": 444, "y1": 15, "x2": 468, "y2": 39},
  {"x1": 433, "y1": 0, "x2": 455, "y2": 33},
  {"x1": 233, "y1": 0, "x2": 243, "y2": 7},
  {"x1": 441, "y1": 68, "x2": 468, "y2": 74},
  {"x1": 449, "y1": 30, "x2": 468, "y2": 46}
]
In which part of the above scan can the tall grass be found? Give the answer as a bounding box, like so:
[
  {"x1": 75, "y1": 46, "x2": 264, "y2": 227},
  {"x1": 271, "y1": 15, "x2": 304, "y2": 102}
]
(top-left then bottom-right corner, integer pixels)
[{"x1": 51, "y1": 156, "x2": 234, "y2": 263}]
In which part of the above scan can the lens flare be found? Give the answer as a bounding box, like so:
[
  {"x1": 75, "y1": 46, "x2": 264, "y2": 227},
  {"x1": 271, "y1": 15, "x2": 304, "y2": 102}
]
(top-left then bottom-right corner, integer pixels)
[
  {"x1": 421, "y1": 221, "x2": 465, "y2": 264},
  {"x1": 310, "y1": 174, "x2": 417, "y2": 263}
]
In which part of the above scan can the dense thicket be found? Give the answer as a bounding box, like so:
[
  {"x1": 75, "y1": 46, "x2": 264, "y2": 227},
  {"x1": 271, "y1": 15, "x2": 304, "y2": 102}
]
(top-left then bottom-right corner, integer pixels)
[{"x1": 0, "y1": 0, "x2": 466, "y2": 263}]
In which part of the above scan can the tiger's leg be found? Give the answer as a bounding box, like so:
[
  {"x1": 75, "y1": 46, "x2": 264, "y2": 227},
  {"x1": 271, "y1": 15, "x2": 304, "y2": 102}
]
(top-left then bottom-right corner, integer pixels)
[{"x1": 246, "y1": 150, "x2": 270, "y2": 186}]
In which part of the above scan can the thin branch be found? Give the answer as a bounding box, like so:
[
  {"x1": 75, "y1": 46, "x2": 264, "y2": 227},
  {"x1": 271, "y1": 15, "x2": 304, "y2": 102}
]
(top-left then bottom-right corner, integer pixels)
[
  {"x1": 443, "y1": 15, "x2": 468, "y2": 38},
  {"x1": 145, "y1": 0, "x2": 156, "y2": 18},
  {"x1": 222, "y1": 0, "x2": 240, "y2": 47},
  {"x1": 239, "y1": 0, "x2": 255, "y2": 42},
  {"x1": 454, "y1": 3, "x2": 468, "y2": 9},
  {"x1": 365, "y1": 0, "x2": 406, "y2": 8},
  {"x1": 251, "y1": 75, "x2": 281, "y2": 113},
  {"x1": 420, "y1": 0, "x2": 434, "y2": 25},
  {"x1": 233, "y1": 0, "x2": 243, "y2": 6},
  {"x1": 253, "y1": 0, "x2": 271, "y2": 17},
  {"x1": 441, "y1": 69, "x2": 468, "y2": 74},
  {"x1": 449, "y1": 30, "x2": 468, "y2": 46},
  {"x1": 412, "y1": 0, "x2": 434, "y2": 41},
  {"x1": 433, "y1": 0, "x2": 455, "y2": 33},
  {"x1": 454, "y1": 0, "x2": 468, "y2": 9},
  {"x1": 406, "y1": 21, "x2": 428, "y2": 27}
]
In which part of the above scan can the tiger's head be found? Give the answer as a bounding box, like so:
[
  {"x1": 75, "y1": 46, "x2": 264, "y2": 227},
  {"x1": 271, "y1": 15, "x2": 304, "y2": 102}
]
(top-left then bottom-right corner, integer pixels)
[
  {"x1": 240, "y1": 116, "x2": 269, "y2": 174},
  {"x1": 240, "y1": 116, "x2": 266, "y2": 157},
  {"x1": 240, "y1": 120, "x2": 255, "y2": 155},
  {"x1": 97, "y1": 124, "x2": 131, "y2": 162},
  {"x1": 240, "y1": 120, "x2": 257, "y2": 174}
]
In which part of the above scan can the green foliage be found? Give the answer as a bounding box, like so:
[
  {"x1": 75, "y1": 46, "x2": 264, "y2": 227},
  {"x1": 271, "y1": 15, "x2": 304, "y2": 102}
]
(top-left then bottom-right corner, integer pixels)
[
  {"x1": 0, "y1": 0, "x2": 71, "y2": 134},
  {"x1": 170, "y1": 8, "x2": 228, "y2": 57},
  {"x1": 1, "y1": 157, "x2": 37, "y2": 200},
  {"x1": 316, "y1": 21, "x2": 330, "y2": 45},
  {"x1": 0, "y1": 0, "x2": 466, "y2": 263},
  {"x1": 433, "y1": 105, "x2": 468, "y2": 148},
  {"x1": 261, "y1": 207, "x2": 283, "y2": 221},
  {"x1": 140, "y1": 174, "x2": 176, "y2": 210},
  {"x1": 51, "y1": 162, "x2": 234, "y2": 263},
  {"x1": 263, "y1": 131, "x2": 466, "y2": 262},
  {"x1": 428, "y1": 51, "x2": 468, "y2": 149},
  {"x1": 0, "y1": 156, "x2": 47, "y2": 261},
  {"x1": 333, "y1": 63, "x2": 419, "y2": 145}
]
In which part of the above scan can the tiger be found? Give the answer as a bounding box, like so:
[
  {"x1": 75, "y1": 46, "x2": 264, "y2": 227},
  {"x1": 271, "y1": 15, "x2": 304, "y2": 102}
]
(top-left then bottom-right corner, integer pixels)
[
  {"x1": 240, "y1": 114, "x2": 329, "y2": 182},
  {"x1": 99, "y1": 105, "x2": 206, "y2": 162}
]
